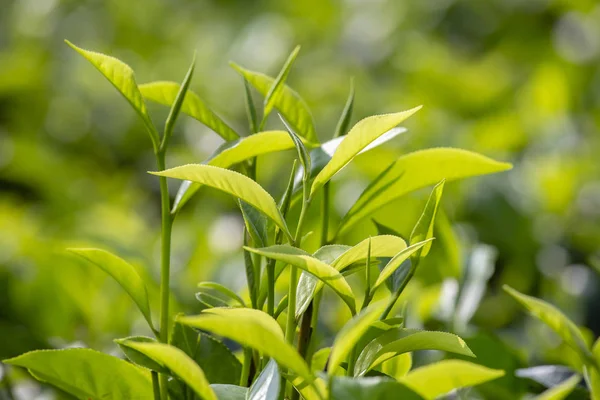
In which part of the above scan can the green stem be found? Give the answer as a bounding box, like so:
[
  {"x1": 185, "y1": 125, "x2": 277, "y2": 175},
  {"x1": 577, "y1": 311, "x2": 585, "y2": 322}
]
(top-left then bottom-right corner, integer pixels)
[
  {"x1": 156, "y1": 152, "x2": 173, "y2": 400},
  {"x1": 267, "y1": 259, "x2": 275, "y2": 316},
  {"x1": 240, "y1": 348, "x2": 252, "y2": 387},
  {"x1": 151, "y1": 372, "x2": 161, "y2": 400},
  {"x1": 346, "y1": 348, "x2": 357, "y2": 377}
]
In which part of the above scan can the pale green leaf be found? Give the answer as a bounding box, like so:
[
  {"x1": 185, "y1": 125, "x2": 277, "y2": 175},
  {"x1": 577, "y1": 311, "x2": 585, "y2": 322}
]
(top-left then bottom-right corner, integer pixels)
[
  {"x1": 178, "y1": 308, "x2": 312, "y2": 380},
  {"x1": 330, "y1": 376, "x2": 423, "y2": 400},
  {"x1": 172, "y1": 130, "x2": 299, "y2": 213},
  {"x1": 212, "y1": 384, "x2": 248, "y2": 400},
  {"x1": 400, "y1": 360, "x2": 504, "y2": 400},
  {"x1": 3, "y1": 348, "x2": 152, "y2": 399},
  {"x1": 329, "y1": 300, "x2": 389, "y2": 374},
  {"x1": 115, "y1": 336, "x2": 169, "y2": 373},
  {"x1": 355, "y1": 329, "x2": 475, "y2": 377},
  {"x1": 65, "y1": 41, "x2": 158, "y2": 148},
  {"x1": 296, "y1": 235, "x2": 406, "y2": 318},
  {"x1": 231, "y1": 63, "x2": 317, "y2": 143},
  {"x1": 372, "y1": 239, "x2": 434, "y2": 292},
  {"x1": 337, "y1": 148, "x2": 513, "y2": 237},
  {"x1": 140, "y1": 81, "x2": 239, "y2": 140},
  {"x1": 311, "y1": 108, "x2": 421, "y2": 197},
  {"x1": 245, "y1": 245, "x2": 356, "y2": 315},
  {"x1": 535, "y1": 374, "x2": 581, "y2": 400},
  {"x1": 409, "y1": 180, "x2": 444, "y2": 258},
  {"x1": 198, "y1": 282, "x2": 246, "y2": 307},
  {"x1": 264, "y1": 46, "x2": 301, "y2": 118},
  {"x1": 67, "y1": 248, "x2": 155, "y2": 332},
  {"x1": 152, "y1": 165, "x2": 291, "y2": 240},
  {"x1": 378, "y1": 353, "x2": 412, "y2": 380},
  {"x1": 248, "y1": 358, "x2": 280, "y2": 400},
  {"x1": 503, "y1": 285, "x2": 592, "y2": 362},
  {"x1": 283, "y1": 373, "x2": 327, "y2": 400},
  {"x1": 121, "y1": 341, "x2": 216, "y2": 400}
]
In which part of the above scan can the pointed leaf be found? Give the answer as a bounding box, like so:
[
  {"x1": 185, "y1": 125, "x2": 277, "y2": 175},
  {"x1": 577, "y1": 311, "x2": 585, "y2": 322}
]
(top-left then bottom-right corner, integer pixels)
[
  {"x1": 153, "y1": 165, "x2": 290, "y2": 239},
  {"x1": 178, "y1": 308, "x2": 312, "y2": 380},
  {"x1": 372, "y1": 239, "x2": 434, "y2": 292},
  {"x1": 503, "y1": 285, "x2": 592, "y2": 362},
  {"x1": 3, "y1": 348, "x2": 152, "y2": 399},
  {"x1": 239, "y1": 200, "x2": 268, "y2": 248},
  {"x1": 163, "y1": 55, "x2": 196, "y2": 146},
  {"x1": 231, "y1": 63, "x2": 317, "y2": 143},
  {"x1": 264, "y1": 46, "x2": 301, "y2": 118},
  {"x1": 121, "y1": 341, "x2": 216, "y2": 400},
  {"x1": 248, "y1": 359, "x2": 280, "y2": 400},
  {"x1": 244, "y1": 245, "x2": 356, "y2": 315},
  {"x1": 296, "y1": 235, "x2": 406, "y2": 318},
  {"x1": 337, "y1": 148, "x2": 513, "y2": 236},
  {"x1": 198, "y1": 282, "x2": 246, "y2": 307},
  {"x1": 333, "y1": 79, "x2": 355, "y2": 138},
  {"x1": 140, "y1": 81, "x2": 238, "y2": 140},
  {"x1": 67, "y1": 248, "x2": 155, "y2": 332},
  {"x1": 536, "y1": 374, "x2": 581, "y2": 400},
  {"x1": 311, "y1": 108, "x2": 421, "y2": 196},
  {"x1": 280, "y1": 115, "x2": 311, "y2": 184},
  {"x1": 329, "y1": 300, "x2": 389, "y2": 373},
  {"x1": 243, "y1": 77, "x2": 259, "y2": 133},
  {"x1": 65, "y1": 41, "x2": 158, "y2": 148},
  {"x1": 409, "y1": 180, "x2": 444, "y2": 258},
  {"x1": 399, "y1": 360, "x2": 504, "y2": 400},
  {"x1": 355, "y1": 329, "x2": 475, "y2": 376}
]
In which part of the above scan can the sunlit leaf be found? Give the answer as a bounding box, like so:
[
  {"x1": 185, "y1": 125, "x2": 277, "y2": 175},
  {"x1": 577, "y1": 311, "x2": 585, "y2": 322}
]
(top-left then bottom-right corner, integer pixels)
[
  {"x1": 503, "y1": 285, "x2": 592, "y2": 362},
  {"x1": 283, "y1": 372, "x2": 327, "y2": 400},
  {"x1": 337, "y1": 148, "x2": 513, "y2": 236},
  {"x1": 65, "y1": 41, "x2": 159, "y2": 148},
  {"x1": 355, "y1": 329, "x2": 475, "y2": 376},
  {"x1": 178, "y1": 308, "x2": 312, "y2": 380},
  {"x1": 245, "y1": 245, "x2": 356, "y2": 315},
  {"x1": 231, "y1": 63, "x2": 317, "y2": 143},
  {"x1": 140, "y1": 81, "x2": 239, "y2": 140},
  {"x1": 372, "y1": 239, "x2": 434, "y2": 292},
  {"x1": 400, "y1": 360, "x2": 504, "y2": 400},
  {"x1": 211, "y1": 384, "x2": 248, "y2": 400},
  {"x1": 172, "y1": 131, "x2": 300, "y2": 213},
  {"x1": 67, "y1": 248, "x2": 155, "y2": 332},
  {"x1": 152, "y1": 165, "x2": 291, "y2": 239},
  {"x1": 248, "y1": 359, "x2": 280, "y2": 400},
  {"x1": 535, "y1": 374, "x2": 581, "y2": 400},
  {"x1": 115, "y1": 336, "x2": 169, "y2": 373},
  {"x1": 121, "y1": 341, "x2": 216, "y2": 400},
  {"x1": 4, "y1": 348, "x2": 152, "y2": 399},
  {"x1": 264, "y1": 46, "x2": 301, "y2": 118},
  {"x1": 311, "y1": 108, "x2": 421, "y2": 197},
  {"x1": 378, "y1": 353, "x2": 412, "y2": 380},
  {"x1": 296, "y1": 235, "x2": 406, "y2": 317},
  {"x1": 329, "y1": 300, "x2": 389, "y2": 374}
]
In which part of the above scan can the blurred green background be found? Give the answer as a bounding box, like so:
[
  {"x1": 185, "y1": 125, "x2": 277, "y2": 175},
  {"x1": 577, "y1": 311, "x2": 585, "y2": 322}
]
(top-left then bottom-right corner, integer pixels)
[{"x1": 2, "y1": 0, "x2": 600, "y2": 397}]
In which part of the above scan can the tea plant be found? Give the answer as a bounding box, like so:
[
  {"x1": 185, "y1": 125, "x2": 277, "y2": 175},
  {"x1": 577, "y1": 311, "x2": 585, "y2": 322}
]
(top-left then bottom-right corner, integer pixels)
[{"x1": 3, "y1": 43, "x2": 519, "y2": 399}]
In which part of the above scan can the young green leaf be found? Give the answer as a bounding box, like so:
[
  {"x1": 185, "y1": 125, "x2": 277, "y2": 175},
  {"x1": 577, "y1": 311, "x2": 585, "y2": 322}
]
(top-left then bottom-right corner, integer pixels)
[
  {"x1": 330, "y1": 376, "x2": 423, "y2": 400},
  {"x1": 162, "y1": 55, "x2": 196, "y2": 149},
  {"x1": 3, "y1": 348, "x2": 153, "y2": 399},
  {"x1": 311, "y1": 108, "x2": 421, "y2": 197},
  {"x1": 409, "y1": 180, "x2": 444, "y2": 258},
  {"x1": 231, "y1": 63, "x2": 317, "y2": 143},
  {"x1": 296, "y1": 235, "x2": 406, "y2": 318},
  {"x1": 280, "y1": 115, "x2": 311, "y2": 184},
  {"x1": 354, "y1": 329, "x2": 475, "y2": 377},
  {"x1": 197, "y1": 282, "x2": 246, "y2": 307},
  {"x1": 140, "y1": 81, "x2": 239, "y2": 140},
  {"x1": 211, "y1": 384, "x2": 248, "y2": 400},
  {"x1": 328, "y1": 300, "x2": 390, "y2": 374},
  {"x1": 152, "y1": 165, "x2": 291, "y2": 240},
  {"x1": 178, "y1": 308, "x2": 312, "y2": 380},
  {"x1": 243, "y1": 77, "x2": 259, "y2": 133},
  {"x1": 264, "y1": 46, "x2": 301, "y2": 119},
  {"x1": 535, "y1": 374, "x2": 581, "y2": 400},
  {"x1": 283, "y1": 373, "x2": 327, "y2": 400},
  {"x1": 120, "y1": 341, "x2": 216, "y2": 400},
  {"x1": 372, "y1": 239, "x2": 435, "y2": 292},
  {"x1": 333, "y1": 78, "x2": 355, "y2": 138},
  {"x1": 378, "y1": 353, "x2": 412, "y2": 380},
  {"x1": 248, "y1": 358, "x2": 280, "y2": 400},
  {"x1": 115, "y1": 336, "x2": 170, "y2": 374},
  {"x1": 65, "y1": 41, "x2": 159, "y2": 149},
  {"x1": 239, "y1": 200, "x2": 268, "y2": 248},
  {"x1": 244, "y1": 245, "x2": 356, "y2": 315},
  {"x1": 173, "y1": 130, "x2": 303, "y2": 213},
  {"x1": 67, "y1": 248, "x2": 155, "y2": 333},
  {"x1": 503, "y1": 285, "x2": 593, "y2": 362},
  {"x1": 399, "y1": 360, "x2": 504, "y2": 400},
  {"x1": 337, "y1": 148, "x2": 513, "y2": 237}
]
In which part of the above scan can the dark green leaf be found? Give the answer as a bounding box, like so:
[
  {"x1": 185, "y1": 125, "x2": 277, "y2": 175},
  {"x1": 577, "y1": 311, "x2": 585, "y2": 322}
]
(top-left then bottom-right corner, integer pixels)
[
  {"x1": 333, "y1": 79, "x2": 355, "y2": 138},
  {"x1": 330, "y1": 376, "x2": 423, "y2": 400}
]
